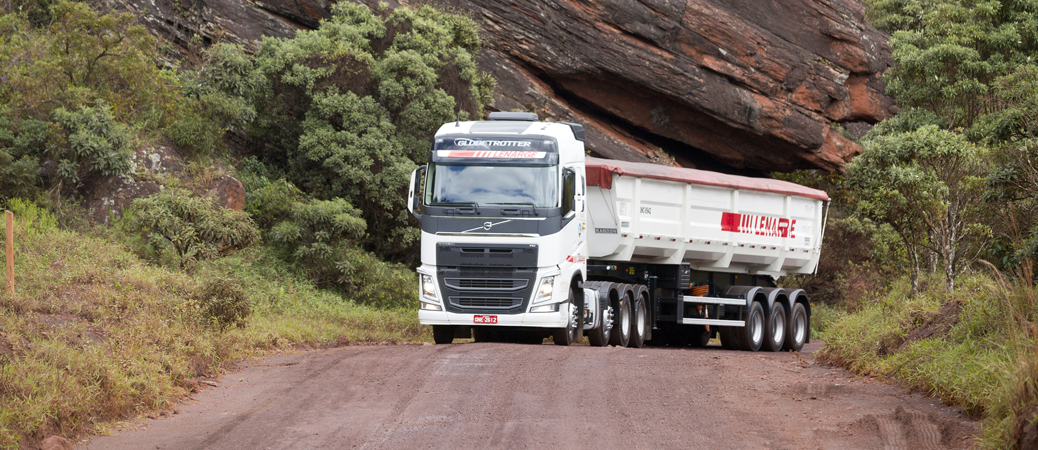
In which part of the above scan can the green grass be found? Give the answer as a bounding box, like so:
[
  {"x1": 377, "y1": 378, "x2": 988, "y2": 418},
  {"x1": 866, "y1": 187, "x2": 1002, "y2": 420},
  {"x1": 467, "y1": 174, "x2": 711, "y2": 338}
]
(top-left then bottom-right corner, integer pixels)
[
  {"x1": 819, "y1": 272, "x2": 1038, "y2": 448},
  {"x1": 0, "y1": 210, "x2": 426, "y2": 448}
]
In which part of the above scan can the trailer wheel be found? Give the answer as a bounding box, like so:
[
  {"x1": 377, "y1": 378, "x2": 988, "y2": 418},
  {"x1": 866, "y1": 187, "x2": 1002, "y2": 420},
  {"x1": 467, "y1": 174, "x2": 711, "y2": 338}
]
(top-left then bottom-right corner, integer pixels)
[
  {"x1": 608, "y1": 289, "x2": 632, "y2": 347},
  {"x1": 432, "y1": 325, "x2": 455, "y2": 344},
  {"x1": 783, "y1": 302, "x2": 808, "y2": 352},
  {"x1": 719, "y1": 326, "x2": 739, "y2": 350},
  {"x1": 553, "y1": 290, "x2": 582, "y2": 346},
  {"x1": 628, "y1": 293, "x2": 647, "y2": 348},
  {"x1": 736, "y1": 301, "x2": 764, "y2": 351},
  {"x1": 763, "y1": 302, "x2": 786, "y2": 352}
]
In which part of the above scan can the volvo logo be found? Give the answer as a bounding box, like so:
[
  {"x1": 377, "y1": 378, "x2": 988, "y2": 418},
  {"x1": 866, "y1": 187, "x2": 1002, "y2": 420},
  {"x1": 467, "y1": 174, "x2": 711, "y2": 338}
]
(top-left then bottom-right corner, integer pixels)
[{"x1": 461, "y1": 220, "x2": 513, "y2": 234}]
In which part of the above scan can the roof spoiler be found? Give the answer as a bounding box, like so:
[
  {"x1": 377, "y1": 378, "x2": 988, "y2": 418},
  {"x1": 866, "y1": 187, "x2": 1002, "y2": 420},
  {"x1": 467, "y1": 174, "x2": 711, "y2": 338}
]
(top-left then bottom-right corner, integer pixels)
[{"x1": 487, "y1": 111, "x2": 539, "y2": 121}]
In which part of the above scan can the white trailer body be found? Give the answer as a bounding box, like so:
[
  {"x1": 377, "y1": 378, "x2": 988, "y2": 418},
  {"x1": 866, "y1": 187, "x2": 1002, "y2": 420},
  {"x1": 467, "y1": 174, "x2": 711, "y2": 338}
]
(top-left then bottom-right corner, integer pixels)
[
  {"x1": 409, "y1": 113, "x2": 829, "y2": 351},
  {"x1": 584, "y1": 157, "x2": 827, "y2": 277}
]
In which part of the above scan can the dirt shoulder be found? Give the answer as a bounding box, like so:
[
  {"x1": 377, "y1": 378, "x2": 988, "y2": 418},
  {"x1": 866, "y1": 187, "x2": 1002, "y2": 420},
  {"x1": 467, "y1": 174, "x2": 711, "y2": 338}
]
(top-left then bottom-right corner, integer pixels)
[{"x1": 82, "y1": 341, "x2": 977, "y2": 449}]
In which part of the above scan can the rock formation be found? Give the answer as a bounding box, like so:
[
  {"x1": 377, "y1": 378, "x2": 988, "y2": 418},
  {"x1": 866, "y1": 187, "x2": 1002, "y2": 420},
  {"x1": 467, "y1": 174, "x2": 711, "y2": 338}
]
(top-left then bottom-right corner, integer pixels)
[{"x1": 109, "y1": 0, "x2": 896, "y2": 173}]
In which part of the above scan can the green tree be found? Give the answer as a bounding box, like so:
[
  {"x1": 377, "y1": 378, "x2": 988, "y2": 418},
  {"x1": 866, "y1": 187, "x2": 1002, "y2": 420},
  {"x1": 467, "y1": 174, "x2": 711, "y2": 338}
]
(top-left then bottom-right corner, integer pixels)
[
  {"x1": 246, "y1": 2, "x2": 494, "y2": 262},
  {"x1": 870, "y1": 0, "x2": 1038, "y2": 131},
  {"x1": 847, "y1": 125, "x2": 989, "y2": 292},
  {"x1": 128, "y1": 189, "x2": 260, "y2": 268}
]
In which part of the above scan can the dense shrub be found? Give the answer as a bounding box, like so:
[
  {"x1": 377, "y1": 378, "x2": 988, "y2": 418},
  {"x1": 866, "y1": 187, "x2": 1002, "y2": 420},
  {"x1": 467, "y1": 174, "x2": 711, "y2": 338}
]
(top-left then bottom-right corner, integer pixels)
[
  {"x1": 246, "y1": 2, "x2": 495, "y2": 262},
  {"x1": 0, "y1": 114, "x2": 45, "y2": 199},
  {"x1": 50, "y1": 102, "x2": 132, "y2": 188},
  {"x1": 268, "y1": 197, "x2": 415, "y2": 308},
  {"x1": 197, "y1": 277, "x2": 251, "y2": 329},
  {"x1": 127, "y1": 189, "x2": 260, "y2": 268}
]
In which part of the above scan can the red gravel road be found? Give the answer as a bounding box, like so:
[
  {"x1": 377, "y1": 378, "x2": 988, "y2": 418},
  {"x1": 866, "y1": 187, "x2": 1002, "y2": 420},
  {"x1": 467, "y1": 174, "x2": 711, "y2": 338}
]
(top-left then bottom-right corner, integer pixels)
[{"x1": 82, "y1": 340, "x2": 977, "y2": 449}]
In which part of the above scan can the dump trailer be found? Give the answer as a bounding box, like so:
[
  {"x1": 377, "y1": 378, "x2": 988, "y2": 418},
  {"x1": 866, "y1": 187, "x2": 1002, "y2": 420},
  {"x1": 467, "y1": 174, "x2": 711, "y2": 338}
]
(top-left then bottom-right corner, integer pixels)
[{"x1": 407, "y1": 112, "x2": 829, "y2": 351}]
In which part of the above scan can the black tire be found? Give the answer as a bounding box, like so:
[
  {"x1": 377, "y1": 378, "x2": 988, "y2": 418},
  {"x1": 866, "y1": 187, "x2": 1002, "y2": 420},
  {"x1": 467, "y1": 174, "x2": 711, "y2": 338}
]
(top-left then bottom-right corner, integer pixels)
[
  {"x1": 628, "y1": 291, "x2": 648, "y2": 348},
  {"x1": 719, "y1": 326, "x2": 739, "y2": 350},
  {"x1": 432, "y1": 325, "x2": 455, "y2": 344},
  {"x1": 783, "y1": 302, "x2": 809, "y2": 352},
  {"x1": 736, "y1": 301, "x2": 765, "y2": 352},
  {"x1": 690, "y1": 326, "x2": 713, "y2": 348},
  {"x1": 587, "y1": 303, "x2": 611, "y2": 347},
  {"x1": 763, "y1": 302, "x2": 786, "y2": 352},
  {"x1": 608, "y1": 287, "x2": 632, "y2": 347},
  {"x1": 472, "y1": 327, "x2": 492, "y2": 343},
  {"x1": 553, "y1": 289, "x2": 582, "y2": 346}
]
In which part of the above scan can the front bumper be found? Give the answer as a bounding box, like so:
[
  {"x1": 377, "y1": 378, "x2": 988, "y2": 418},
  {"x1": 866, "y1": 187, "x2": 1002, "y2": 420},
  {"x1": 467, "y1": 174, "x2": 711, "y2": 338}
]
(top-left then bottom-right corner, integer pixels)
[{"x1": 419, "y1": 306, "x2": 570, "y2": 328}]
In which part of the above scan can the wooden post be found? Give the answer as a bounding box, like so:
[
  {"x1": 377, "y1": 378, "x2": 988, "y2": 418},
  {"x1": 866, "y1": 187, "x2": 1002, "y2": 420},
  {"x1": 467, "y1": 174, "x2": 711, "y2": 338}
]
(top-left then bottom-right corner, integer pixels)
[{"x1": 5, "y1": 210, "x2": 12, "y2": 296}]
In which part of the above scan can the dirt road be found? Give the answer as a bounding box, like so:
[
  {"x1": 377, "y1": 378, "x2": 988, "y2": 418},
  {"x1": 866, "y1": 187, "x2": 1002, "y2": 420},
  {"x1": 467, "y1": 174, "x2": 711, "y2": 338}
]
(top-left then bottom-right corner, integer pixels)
[{"x1": 83, "y1": 340, "x2": 976, "y2": 449}]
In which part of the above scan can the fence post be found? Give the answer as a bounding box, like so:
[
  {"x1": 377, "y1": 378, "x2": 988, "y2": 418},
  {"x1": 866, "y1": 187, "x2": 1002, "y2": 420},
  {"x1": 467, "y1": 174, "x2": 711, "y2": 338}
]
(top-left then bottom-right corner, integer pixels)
[{"x1": 5, "y1": 210, "x2": 12, "y2": 296}]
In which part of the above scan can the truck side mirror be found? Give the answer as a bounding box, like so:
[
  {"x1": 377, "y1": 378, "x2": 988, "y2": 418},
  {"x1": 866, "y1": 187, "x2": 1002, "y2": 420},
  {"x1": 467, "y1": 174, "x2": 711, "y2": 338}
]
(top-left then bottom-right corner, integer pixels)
[{"x1": 408, "y1": 165, "x2": 426, "y2": 220}]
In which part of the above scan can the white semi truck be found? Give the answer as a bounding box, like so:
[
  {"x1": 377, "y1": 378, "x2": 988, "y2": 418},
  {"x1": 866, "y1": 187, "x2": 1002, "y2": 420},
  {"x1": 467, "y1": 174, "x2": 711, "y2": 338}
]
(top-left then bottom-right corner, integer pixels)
[{"x1": 407, "y1": 112, "x2": 828, "y2": 351}]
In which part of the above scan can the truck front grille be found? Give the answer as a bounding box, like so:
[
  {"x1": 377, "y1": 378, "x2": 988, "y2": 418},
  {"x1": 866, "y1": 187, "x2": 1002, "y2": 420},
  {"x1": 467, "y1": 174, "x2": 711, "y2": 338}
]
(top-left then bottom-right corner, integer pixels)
[
  {"x1": 449, "y1": 297, "x2": 523, "y2": 309},
  {"x1": 445, "y1": 278, "x2": 529, "y2": 290},
  {"x1": 436, "y1": 244, "x2": 538, "y2": 315}
]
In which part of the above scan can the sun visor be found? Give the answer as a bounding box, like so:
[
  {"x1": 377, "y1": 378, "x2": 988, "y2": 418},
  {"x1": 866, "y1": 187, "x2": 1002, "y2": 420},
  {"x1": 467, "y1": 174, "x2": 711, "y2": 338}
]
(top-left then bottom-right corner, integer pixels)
[{"x1": 432, "y1": 135, "x2": 559, "y2": 164}]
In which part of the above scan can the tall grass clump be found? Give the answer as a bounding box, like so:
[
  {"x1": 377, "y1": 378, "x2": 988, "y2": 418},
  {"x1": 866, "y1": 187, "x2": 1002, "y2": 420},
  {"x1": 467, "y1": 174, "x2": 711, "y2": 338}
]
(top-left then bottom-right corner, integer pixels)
[
  {"x1": 821, "y1": 268, "x2": 1038, "y2": 448},
  {"x1": 0, "y1": 201, "x2": 425, "y2": 448}
]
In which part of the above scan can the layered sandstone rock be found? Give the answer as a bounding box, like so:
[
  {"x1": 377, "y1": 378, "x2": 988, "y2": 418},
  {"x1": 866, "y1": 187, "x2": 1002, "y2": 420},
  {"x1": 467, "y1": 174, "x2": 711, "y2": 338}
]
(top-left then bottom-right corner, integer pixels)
[{"x1": 109, "y1": 0, "x2": 896, "y2": 172}]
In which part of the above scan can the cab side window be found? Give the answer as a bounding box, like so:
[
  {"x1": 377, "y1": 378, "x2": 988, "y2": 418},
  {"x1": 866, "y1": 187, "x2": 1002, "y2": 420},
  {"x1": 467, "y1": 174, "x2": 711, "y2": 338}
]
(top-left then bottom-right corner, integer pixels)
[{"x1": 563, "y1": 169, "x2": 575, "y2": 215}]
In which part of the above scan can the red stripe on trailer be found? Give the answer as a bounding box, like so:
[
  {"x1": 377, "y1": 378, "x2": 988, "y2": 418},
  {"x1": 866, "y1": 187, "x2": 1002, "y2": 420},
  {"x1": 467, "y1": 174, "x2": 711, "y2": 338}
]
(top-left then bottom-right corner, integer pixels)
[{"x1": 584, "y1": 157, "x2": 829, "y2": 201}]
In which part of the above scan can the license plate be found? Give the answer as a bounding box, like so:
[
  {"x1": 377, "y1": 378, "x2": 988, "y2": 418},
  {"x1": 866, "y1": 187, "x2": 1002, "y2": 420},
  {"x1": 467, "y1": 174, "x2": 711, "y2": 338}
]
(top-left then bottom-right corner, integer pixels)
[{"x1": 473, "y1": 315, "x2": 498, "y2": 324}]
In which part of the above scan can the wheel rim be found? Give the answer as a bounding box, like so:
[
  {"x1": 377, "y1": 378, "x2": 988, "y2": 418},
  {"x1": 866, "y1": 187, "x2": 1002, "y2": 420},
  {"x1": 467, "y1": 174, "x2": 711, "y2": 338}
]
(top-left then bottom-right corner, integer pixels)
[
  {"x1": 568, "y1": 302, "x2": 580, "y2": 340},
  {"x1": 751, "y1": 310, "x2": 763, "y2": 344},
  {"x1": 636, "y1": 300, "x2": 646, "y2": 337},
  {"x1": 772, "y1": 311, "x2": 785, "y2": 344},
  {"x1": 794, "y1": 310, "x2": 806, "y2": 344},
  {"x1": 604, "y1": 306, "x2": 614, "y2": 336}
]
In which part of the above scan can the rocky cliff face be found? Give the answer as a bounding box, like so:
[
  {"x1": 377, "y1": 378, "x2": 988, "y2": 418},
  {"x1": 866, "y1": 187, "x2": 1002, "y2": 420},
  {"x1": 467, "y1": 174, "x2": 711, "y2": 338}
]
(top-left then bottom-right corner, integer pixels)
[{"x1": 111, "y1": 0, "x2": 895, "y2": 173}]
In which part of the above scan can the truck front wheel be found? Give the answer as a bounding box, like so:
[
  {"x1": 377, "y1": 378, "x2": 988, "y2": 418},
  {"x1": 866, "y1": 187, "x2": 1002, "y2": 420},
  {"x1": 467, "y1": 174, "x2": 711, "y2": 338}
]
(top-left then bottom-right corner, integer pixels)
[
  {"x1": 553, "y1": 290, "x2": 582, "y2": 346},
  {"x1": 432, "y1": 325, "x2": 455, "y2": 344}
]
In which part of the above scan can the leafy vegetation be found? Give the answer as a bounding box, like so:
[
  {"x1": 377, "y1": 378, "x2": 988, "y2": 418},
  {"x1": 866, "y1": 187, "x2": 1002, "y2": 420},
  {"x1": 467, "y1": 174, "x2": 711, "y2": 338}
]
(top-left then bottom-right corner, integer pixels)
[
  {"x1": 127, "y1": 189, "x2": 260, "y2": 268},
  {"x1": 0, "y1": 202, "x2": 426, "y2": 448},
  {"x1": 0, "y1": 0, "x2": 489, "y2": 446}
]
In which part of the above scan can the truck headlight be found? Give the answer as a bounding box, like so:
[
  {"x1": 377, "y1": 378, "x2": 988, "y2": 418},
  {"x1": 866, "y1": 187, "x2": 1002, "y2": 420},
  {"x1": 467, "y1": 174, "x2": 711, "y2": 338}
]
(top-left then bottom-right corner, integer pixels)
[
  {"x1": 419, "y1": 273, "x2": 442, "y2": 311},
  {"x1": 421, "y1": 274, "x2": 437, "y2": 301},
  {"x1": 533, "y1": 276, "x2": 556, "y2": 304}
]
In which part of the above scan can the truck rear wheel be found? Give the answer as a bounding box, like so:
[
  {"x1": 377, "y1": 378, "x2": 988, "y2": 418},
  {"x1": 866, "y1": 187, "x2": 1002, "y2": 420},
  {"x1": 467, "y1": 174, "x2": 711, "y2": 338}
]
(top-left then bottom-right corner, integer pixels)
[
  {"x1": 587, "y1": 305, "x2": 611, "y2": 347},
  {"x1": 432, "y1": 325, "x2": 455, "y2": 344},
  {"x1": 553, "y1": 290, "x2": 582, "y2": 346},
  {"x1": 628, "y1": 293, "x2": 647, "y2": 348},
  {"x1": 736, "y1": 301, "x2": 764, "y2": 351},
  {"x1": 783, "y1": 302, "x2": 809, "y2": 352},
  {"x1": 763, "y1": 302, "x2": 786, "y2": 352},
  {"x1": 609, "y1": 289, "x2": 632, "y2": 347}
]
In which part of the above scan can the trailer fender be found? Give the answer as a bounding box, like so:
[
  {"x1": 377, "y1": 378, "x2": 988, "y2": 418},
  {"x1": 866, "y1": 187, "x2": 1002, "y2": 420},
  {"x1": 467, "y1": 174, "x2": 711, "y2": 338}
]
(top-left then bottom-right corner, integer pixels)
[
  {"x1": 759, "y1": 287, "x2": 790, "y2": 315},
  {"x1": 722, "y1": 285, "x2": 765, "y2": 310}
]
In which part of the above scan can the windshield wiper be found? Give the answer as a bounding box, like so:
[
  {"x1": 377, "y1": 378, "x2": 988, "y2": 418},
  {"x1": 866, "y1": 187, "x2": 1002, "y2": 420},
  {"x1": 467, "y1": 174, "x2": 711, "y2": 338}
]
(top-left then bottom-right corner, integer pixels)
[
  {"x1": 428, "y1": 201, "x2": 480, "y2": 214},
  {"x1": 488, "y1": 202, "x2": 539, "y2": 216}
]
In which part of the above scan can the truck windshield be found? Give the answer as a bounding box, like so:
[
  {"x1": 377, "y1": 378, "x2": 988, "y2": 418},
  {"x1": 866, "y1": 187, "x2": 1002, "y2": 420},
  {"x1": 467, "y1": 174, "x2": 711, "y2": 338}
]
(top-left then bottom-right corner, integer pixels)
[{"x1": 425, "y1": 163, "x2": 557, "y2": 208}]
